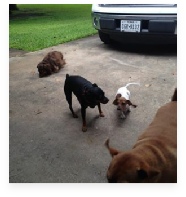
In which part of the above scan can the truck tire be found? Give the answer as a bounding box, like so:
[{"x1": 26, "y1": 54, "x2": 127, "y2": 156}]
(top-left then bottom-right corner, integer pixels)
[{"x1": 98, "y1": 31, "x2": 111, "y2": 44}]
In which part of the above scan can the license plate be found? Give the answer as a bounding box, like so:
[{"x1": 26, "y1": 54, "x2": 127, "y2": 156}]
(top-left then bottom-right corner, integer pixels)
[{"x1": 121, "y1": 20, "x2": 141, "y2": 32}]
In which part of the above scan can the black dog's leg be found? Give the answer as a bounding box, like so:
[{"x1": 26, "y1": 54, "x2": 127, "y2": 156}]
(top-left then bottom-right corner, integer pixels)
[
  {"x1": 69, "y1": 104, "x2": 78, "y2": 118},
  {"x1": 98, "y1": 103, "x2": 105, "y2": 117},
  {"x1": 64, "y1": 85, "x2": 78, "y2": 118},
  {"x1": 81, "y1": 106, "x2": 87, "y2": 132}
]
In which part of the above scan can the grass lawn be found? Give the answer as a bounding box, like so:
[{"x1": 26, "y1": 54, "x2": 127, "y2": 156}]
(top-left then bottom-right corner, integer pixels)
[{"x1": 9, "y1": 4, "x2": 97, "y2": 51}]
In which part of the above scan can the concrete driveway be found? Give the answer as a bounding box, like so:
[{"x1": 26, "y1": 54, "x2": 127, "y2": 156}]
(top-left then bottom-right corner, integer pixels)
[{"x1": 9, "y1": 35, "x2": 177, "y2": 183}]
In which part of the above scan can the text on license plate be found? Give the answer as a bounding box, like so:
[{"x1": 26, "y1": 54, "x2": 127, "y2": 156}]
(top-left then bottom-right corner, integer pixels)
[{"x1": 121, "y1": 20, "x2": 141, "y2": 32}]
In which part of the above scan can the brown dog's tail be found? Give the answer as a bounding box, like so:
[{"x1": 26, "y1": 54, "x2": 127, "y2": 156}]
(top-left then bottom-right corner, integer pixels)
[
  {"x1": 172, "y1": 88, "x2": 177, "y2": 101},
  {"x1": 105, "y1": 139, "x2": 120, "y2": 157}
]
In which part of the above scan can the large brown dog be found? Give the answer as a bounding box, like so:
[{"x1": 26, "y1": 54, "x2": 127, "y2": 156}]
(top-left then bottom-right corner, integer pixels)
[
  {"x1": 37, "y1": 51, "x2": 66, "y2": 78},
  {"x1": 105, "y1": 88, "x2": 177, "y2": 183}
]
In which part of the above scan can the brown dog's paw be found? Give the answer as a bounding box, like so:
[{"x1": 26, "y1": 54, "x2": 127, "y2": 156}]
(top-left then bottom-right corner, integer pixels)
[
  {"x1": 133, "y1": 105, "x2": 137, "y2": 108},
  {"x1": 82, "y1": 126, "x2": 87, "y2": 132}
]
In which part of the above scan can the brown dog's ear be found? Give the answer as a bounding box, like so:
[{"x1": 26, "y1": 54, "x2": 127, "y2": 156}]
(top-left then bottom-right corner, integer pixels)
[
  {"x1": 113, "y1": 94, "x2": 121, "y2": 105},
  {"x1": 126, "y1": 100, "x2": 132, "y2": 105},
  {"x1": 105, "y1": 139, "x2": 120, "y2": 157},
  {"x1": 126, "y1": 100, "x2": 137, "y2": 108},
  {"x1": 148, "y1": 168, "x2": 160, "y2": 179},
  {"x1": 113, "y1": 99, "x2": 118, "y2": 105}
]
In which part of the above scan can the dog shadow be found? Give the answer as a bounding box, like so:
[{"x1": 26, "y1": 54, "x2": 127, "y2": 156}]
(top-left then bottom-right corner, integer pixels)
[
  {"x1": 115, "y1": 110, "x2": 131, "y2": 127},
  {"x1": 86, "y1": 114, "x2": 101, "y2": 126},
  {"x1": 75, "y1": 110, "x2": 103, "y2": 129},
  {"x1": 66, "y1": 108, "x2": 100, "y2": 123}
]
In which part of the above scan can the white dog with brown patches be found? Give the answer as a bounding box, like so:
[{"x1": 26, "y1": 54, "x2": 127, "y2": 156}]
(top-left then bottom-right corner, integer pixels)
[{"x1": 113, "y1": 83, "x2": 140, "y2": 119}]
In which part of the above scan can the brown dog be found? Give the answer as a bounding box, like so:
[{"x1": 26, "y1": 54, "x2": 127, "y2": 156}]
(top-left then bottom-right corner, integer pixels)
[
  {"x1": 37, "y1": 51, "x2": 66, "y2": 78},
  {"x1": 113, "y1": 83, "x2": 139, "y2": 119},
  {"x1": 105, "y1": 88, "x2": 177, "y2": 183}
]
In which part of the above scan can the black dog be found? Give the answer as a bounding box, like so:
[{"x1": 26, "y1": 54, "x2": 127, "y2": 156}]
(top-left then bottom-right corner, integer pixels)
[{"x1": 64, "y1": 74, "x2": 109, "y2": 132}]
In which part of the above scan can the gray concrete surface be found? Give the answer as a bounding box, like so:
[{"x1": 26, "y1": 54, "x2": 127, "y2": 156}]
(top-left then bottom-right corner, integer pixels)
[{"x1": 9, "y1": 35, "x2": 177, "y2": 183}]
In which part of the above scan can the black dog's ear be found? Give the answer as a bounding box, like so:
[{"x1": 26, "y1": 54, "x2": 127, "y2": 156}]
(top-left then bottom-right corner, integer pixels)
[{"x1": 92, "y1": 83, "x2": 98, "y2": 87}]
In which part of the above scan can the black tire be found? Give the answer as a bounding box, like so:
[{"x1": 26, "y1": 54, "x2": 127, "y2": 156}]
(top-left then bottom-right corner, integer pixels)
[{"x1": 98, "y1": 31, "x2": 111, "y2": 44}]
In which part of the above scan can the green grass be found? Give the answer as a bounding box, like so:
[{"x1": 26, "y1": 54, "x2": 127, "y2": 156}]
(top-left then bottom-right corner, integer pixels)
[{"x1": 9, "y1": 4, "x2": 97, "y2": 51}]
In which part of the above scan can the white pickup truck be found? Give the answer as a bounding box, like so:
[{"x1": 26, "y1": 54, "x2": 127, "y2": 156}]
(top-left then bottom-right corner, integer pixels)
[{"x1": 91, "y1": 4, "x2": 177, "y2": 44}]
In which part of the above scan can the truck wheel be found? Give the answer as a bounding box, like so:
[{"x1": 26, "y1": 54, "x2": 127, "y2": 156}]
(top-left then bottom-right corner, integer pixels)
[{"x1": 98, "y1": 31, "x2": 110, "y2": 44}]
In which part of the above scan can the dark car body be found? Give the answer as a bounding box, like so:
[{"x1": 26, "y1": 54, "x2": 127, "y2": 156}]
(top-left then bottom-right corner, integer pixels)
[{"x1": 91, "y1": 4, "x2": 177, "y2": 44}]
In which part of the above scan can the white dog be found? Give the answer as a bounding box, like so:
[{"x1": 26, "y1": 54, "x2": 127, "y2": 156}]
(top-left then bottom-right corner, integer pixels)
[{"x1": 113, "y1": 83, "x2": 140, "y2": 118}]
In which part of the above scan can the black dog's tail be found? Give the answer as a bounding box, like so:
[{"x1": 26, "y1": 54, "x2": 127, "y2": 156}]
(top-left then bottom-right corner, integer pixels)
[
  {"x1": 66, "y1": 74, "x2": 70, "y2": 78},
  {"x1": 172, "y1": 88, "x2": 177, "y2": 101}
]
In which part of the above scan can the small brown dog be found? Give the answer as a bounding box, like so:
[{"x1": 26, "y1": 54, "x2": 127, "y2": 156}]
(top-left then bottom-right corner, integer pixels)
[
  {"x1": 113, "y1": 83, "x2": 140, "y2": 118},
  {"x1": 106, "y1": 88, "x2": 177, "y2": 183},
  {"x1": 37, "y1": 51, "x2": 66, "y2": 78}
]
